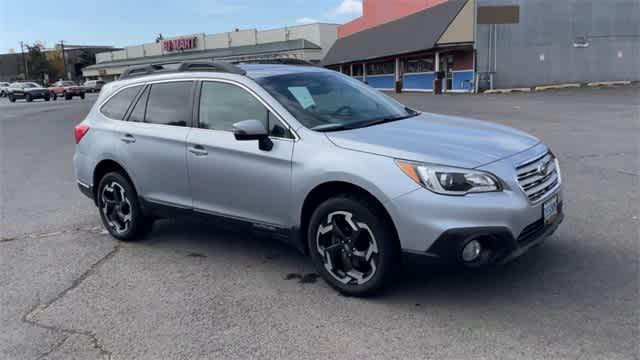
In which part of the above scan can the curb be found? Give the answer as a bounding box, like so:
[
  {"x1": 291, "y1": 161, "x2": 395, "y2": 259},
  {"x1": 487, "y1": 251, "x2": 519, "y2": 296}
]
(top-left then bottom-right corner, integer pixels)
[
  {"x1": 587, "y1": 81, "x2": 632, "y2": 88},
  {"x1": 484, "y1": 88, "x2": 531, "y2": 94},
  {"x1": 534, "y1": 83, "x2": 581, "y2": 92}
]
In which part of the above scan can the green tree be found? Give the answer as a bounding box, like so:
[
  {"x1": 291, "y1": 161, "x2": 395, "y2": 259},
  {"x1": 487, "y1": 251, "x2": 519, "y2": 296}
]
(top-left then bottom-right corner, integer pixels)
[
  {"x1": 26, "y1": 43, "x2": 49, "y2": 81},
  {"x1": 46, "y1": 48, "x2": 65, "y2": 80}
]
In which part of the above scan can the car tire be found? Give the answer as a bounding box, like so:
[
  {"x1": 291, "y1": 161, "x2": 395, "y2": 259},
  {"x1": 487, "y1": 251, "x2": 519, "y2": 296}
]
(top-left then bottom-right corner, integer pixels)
[
  {"x1": 97, "y1": 172, "x2": 154, "y2": 241},
  {"x1": 80, "y1": 93, "x2": 85, "y2": 100},
  {"x1": 52, "y1": 93, "x2": 57, "y2": 100},
  {"x1": 307, "y1": 194, "x2": 399, "y2": 297},
  {"x1": 25, "y1": 94, "x2": 32, "y2": 102},
  {"x1": 44, "y1": 95, "x2": 50, "y2": 101},
  {"x1": 64, "y1": 93, "x2": 72, "y2": 100},
  {"x1": 8, "y1": 94, "x2": 15, "y2": 102}
]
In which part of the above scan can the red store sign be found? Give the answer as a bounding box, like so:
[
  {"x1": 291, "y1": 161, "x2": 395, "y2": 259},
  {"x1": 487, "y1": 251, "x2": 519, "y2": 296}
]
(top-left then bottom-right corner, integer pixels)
[{"x1": 163, "y1": 37, "x2": 197, "y2": 52}]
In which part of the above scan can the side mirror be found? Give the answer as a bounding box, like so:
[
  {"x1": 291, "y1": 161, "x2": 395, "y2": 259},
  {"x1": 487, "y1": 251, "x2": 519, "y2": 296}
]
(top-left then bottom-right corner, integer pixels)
[{"x1": 232, "y1": 119, "x2": 273, "y2": 151}]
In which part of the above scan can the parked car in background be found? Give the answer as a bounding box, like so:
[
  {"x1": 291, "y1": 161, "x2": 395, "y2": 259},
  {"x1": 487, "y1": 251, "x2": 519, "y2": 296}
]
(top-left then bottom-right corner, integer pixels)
[
  {"x1": 7, "y1": 82, "x2": 51, "y2": 102},
  {"x1": 83, "y1": 80, "x2": 105, "y2": 93},
  {"x1": 49, "y1": 80, "x2": 86, "y2": 100},
  {"x1": 74, "y1": 62, "x2": 564, "y2": 297},
  {"x1": 0, "y1": 82, "x2": 10, "y2": 97}
]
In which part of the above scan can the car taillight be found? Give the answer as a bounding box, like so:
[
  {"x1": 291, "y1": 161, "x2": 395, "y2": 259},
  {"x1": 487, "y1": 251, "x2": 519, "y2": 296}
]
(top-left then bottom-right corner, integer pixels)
[{"x1": 74, "y1": 124, "x2": 90, "y2": 144}]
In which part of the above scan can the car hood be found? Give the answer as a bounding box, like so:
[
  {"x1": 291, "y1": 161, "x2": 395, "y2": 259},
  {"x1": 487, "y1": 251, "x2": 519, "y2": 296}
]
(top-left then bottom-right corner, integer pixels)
[{"x1": 326, "y1": 112, "x2": 540, "y2": 168}]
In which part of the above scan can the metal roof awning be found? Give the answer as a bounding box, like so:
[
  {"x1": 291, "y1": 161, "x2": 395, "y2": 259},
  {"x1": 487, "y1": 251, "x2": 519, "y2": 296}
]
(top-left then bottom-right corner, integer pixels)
[
  {"x1": 84, "y1": 39, "x2": 321, "y2": 70},
  {"x1": 323, "y1": 0, "x2": 469, "y2": 65}
]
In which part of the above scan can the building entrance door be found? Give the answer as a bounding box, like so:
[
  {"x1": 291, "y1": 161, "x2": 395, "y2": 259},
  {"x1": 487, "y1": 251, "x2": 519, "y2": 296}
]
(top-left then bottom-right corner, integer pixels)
[{"x1": 440, "y1": 55, "x2": 454, "y2": 92}]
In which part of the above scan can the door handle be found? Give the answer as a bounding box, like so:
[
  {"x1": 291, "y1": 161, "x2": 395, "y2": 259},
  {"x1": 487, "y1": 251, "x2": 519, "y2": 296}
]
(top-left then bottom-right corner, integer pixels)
[
  {"x1": 120, "y1": 134, "x2": 136, "y2": 144},
  {"x1": 189, "y1": 145, "x2": 208, "y2": 156}
]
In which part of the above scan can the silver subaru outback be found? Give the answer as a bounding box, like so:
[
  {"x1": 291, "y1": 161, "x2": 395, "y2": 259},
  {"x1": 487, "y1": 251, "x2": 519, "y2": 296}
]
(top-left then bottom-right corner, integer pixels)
[{"x1": 74, "y1": 62, "x2": 563, "y2": 296}]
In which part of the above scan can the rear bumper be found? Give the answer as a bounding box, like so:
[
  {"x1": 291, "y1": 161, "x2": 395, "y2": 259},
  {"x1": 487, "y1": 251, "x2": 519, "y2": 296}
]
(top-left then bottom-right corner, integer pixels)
[{"x1": 77, "y1": 181, "x2": 94, "y2": 202}]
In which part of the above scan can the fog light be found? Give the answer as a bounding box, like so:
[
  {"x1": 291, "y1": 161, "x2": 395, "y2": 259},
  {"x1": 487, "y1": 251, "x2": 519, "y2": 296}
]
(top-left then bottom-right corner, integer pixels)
[{"x1": 461, "y1": 240, "x2": 482, "y2": 262}]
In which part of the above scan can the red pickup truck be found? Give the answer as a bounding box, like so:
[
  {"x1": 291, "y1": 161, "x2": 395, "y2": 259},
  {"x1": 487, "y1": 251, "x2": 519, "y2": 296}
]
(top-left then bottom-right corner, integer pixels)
[{"x1": 49, "y1": 80, "x2": 86, "y2": 100}]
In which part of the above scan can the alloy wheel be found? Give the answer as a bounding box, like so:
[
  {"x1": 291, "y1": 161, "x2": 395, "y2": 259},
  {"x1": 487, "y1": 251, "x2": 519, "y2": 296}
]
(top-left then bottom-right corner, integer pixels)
[
  {"x1": 100, "y1": 181, "x2": 133, "y2": 234},
  {"x1": 316, "y1": 211, "x2": 379, "y2": 285}
]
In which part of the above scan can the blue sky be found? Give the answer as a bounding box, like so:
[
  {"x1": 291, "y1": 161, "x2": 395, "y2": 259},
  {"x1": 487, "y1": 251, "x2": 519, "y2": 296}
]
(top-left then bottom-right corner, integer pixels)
[{"x1": 0, "y1": 0, "x2": 363, "y2": 53}]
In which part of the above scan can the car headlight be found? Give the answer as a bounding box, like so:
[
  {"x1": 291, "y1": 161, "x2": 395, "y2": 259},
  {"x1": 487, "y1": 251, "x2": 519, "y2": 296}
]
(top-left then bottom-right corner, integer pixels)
[{"x1": 396, "y1": 160, "x2": 502, "y2": 195}]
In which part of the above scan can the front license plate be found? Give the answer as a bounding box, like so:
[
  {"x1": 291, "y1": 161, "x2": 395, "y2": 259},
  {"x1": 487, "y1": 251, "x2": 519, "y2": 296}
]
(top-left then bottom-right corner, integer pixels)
[{"x1": 543, "y1": 194, "x2": 559, "y2": 225}]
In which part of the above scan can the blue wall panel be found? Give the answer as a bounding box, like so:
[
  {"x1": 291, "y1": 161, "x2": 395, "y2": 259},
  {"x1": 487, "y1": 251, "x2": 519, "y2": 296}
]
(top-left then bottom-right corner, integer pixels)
[
  {"x1": 452, "y1": 70, "x2": 474, "y2": 91},
  {"x1": 403, "y1": 72, "x2": 435, "y2": 90},
  {"x1": 366, "y1": 75, "x2": 395, "y2": 89}
]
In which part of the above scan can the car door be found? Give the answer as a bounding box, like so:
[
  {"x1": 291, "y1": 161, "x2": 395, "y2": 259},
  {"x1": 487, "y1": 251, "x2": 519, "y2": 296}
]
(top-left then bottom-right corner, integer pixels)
[
  {"x1": 115, "y1": 81, "x2": 195, "y2": 209},
  {"x1": 12, "y1": 84, "x2": 25, "y2": 98},
  {"x1": 186, "y1": 79, "x2": 295, "y2": 228}
]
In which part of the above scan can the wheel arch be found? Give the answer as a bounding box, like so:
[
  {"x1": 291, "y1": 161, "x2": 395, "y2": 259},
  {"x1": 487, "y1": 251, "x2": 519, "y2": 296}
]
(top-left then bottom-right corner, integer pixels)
[
  {"x1": 297, "y1": 181, "x2": 399, "y2": 255},
  {"x1": 92, "y1": 159, "x2": 135, "y2": 205}
]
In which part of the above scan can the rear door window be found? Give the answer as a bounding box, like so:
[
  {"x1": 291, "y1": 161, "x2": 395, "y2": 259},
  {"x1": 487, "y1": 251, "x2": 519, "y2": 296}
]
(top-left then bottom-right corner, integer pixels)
[
  {"x1": 127, "y1": 86, "x2": 150, "y2": 122},
  {"x1": 100, "y1": 85, "x2": 142, "y2": 120},
  {"x1": 145, "y1": 81, "x2": 193, "y2": 127}
]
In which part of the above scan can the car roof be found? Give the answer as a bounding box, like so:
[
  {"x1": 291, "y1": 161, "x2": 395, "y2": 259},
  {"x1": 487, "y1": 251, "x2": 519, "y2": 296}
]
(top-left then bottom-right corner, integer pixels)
[
  {"x1": 101, "y1": 64, "x2": 333, "y2": 99},
  {"x1": 238, "y1": 64, "x2": 329, "y2": 79}
]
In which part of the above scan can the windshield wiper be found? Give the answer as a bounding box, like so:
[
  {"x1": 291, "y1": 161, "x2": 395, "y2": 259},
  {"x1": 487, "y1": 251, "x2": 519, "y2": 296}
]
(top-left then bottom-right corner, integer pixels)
[
  {"x1": 312, "y1": 123, "x2": 356, "y2": 132},
  {"x1": 352, "y1": 111, "x2": 420, "y2": 129},
  {"x1": 312, "y1": 109, "x2": 420, "y2": 132}
]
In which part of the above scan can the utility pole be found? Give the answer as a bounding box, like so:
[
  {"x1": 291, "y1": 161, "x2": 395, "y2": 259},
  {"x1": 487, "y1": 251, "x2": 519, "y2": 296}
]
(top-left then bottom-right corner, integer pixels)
[
  {"x1": 60, "y1": 40, "x2": 68, "y2": 80},
  {"x1": 20, "y1": 41, "x2": 29, "y2": 79}
]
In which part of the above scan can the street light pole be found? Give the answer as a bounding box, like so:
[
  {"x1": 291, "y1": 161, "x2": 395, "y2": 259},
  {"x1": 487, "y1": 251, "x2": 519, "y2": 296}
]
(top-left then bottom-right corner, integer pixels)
[
  {"x1": 20, "y1": 41, "x2": 29, "y2": 79},
  {"x1": 60, "y1": 40, "x2": 68, "y2": 80}
]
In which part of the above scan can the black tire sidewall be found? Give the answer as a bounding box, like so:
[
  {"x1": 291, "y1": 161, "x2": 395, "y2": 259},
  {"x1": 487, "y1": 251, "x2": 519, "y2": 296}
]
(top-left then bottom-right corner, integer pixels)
[
  {"x1": 97, "y1": 172, "x2": 147, "y2": 241},
  {"x1": 25, "y1": 94, "x2": 32, "y2": 102},
  {"x1": 307, "y1": 196, "x2": 398, "y2": 297}
]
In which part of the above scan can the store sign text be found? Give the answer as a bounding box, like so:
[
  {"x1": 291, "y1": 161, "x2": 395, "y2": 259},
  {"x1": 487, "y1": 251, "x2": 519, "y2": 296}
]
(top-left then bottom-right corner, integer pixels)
[{"x1": 163, "y1": 37, "x2": 197, "y2": 52}]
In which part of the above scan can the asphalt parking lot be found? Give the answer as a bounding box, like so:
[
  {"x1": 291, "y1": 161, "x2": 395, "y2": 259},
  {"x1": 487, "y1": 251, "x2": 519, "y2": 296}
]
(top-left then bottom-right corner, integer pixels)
[{"x1": 1, "y1": 86, "x2": 638, "y2": 360}]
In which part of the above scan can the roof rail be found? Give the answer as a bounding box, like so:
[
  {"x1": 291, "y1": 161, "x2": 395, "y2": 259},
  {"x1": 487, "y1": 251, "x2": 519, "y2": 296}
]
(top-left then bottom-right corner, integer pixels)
[
  {"x1": 119, "y1": 61, "x2": 246, "y2": 80},
  {"x1": 120, "y1": 64, "x2": 165, "y2": 79},
  {"x1": 232, "y1": 58, "x2": 315, "y2": 66}
]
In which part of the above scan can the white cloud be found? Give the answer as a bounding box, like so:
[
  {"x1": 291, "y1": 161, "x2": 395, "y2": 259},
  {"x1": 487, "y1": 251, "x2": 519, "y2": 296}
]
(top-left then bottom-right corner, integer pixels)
[
  {"x1": 296, "y1": 17, "x2": 320, "y2": 24},
  {"x1": 295, "y1": 0, "x2": 362, "y2": 26},
  {"x1": 333, "y1": 0, "x2": 363, "y2": 17}
]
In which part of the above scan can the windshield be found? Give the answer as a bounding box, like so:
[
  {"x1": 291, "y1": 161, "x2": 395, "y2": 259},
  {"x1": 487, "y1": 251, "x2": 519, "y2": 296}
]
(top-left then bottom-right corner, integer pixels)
[
  {"x1": 256, "y1": 71, "x2": 418, "y2": 131},
  {"x1": 24, "y1": 83, "x2": 39, "y2": 88}
]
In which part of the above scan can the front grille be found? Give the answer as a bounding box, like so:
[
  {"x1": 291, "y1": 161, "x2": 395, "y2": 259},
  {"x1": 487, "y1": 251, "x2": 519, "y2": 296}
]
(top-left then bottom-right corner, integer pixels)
[{"x1": 515, "y1": 152, "x2": 560, "y2": 202}]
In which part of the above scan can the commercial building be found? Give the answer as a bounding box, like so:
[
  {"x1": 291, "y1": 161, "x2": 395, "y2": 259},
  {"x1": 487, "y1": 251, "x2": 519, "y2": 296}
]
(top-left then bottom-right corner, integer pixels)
[
  {"x1": 323, "y1": 0, "x2": 639, "y2": 92},
  {"x1": 83, "y1": 23, "x2": 339, "y2": 80}
]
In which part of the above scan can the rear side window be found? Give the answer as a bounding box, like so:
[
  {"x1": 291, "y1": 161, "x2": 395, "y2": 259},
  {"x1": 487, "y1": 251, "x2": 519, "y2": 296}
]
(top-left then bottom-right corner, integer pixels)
[
  {"x1": 127, "y1": 86, "x2": 149, "y2": 122},
  {"x1": 145, "y1": 81, "x2": 193, "y2": 127},
  {"x1": 100, "y1": 86, "x2": 142, "y2": 120}
]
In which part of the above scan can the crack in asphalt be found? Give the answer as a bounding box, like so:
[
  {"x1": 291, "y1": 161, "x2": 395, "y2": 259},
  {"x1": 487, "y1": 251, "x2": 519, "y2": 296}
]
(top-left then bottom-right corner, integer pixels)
[
  {"x1": 0, "y1": 225, "x2": 105, "y2": 245},
  {"x1": 35, "y1": 335, "x2": 69, "y2": 360},
  {"x1": 22, "y1": 245, "x2": 121, "y2": 360}
]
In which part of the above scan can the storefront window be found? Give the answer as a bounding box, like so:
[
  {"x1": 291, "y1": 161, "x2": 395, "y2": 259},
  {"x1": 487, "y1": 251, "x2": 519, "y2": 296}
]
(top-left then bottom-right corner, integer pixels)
[
  {"x1": 405, "y1": 58, "x2": 435, "y2": 73},
  {"x1": 353, "y1": 64, "x2": 364, "y2": 77},
  {"x1": 366, "y1": 61, "x2": 395, "y2": 75}
]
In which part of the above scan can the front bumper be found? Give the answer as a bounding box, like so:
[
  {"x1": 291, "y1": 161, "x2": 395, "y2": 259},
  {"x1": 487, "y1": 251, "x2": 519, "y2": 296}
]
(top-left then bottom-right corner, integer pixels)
[
  {"x1": 426, "y1": 208, "x2": 563, "y2": 264},
  {"x1": 387, "y1": 143, "x2": 563, "y2": 264}
]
